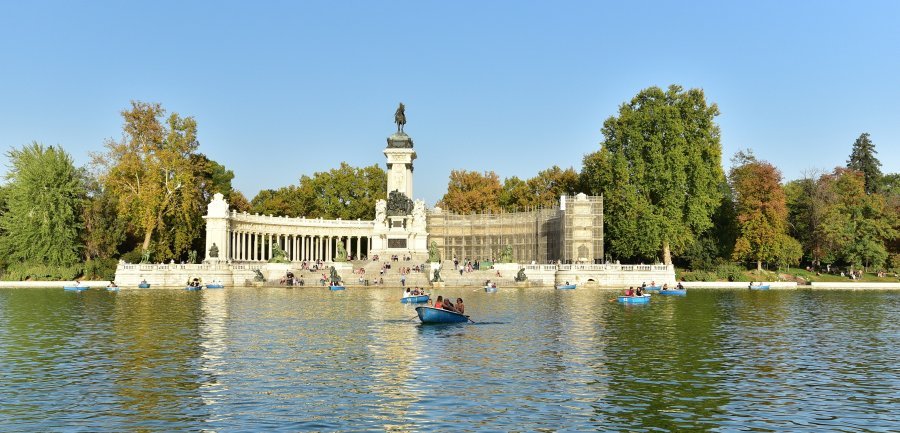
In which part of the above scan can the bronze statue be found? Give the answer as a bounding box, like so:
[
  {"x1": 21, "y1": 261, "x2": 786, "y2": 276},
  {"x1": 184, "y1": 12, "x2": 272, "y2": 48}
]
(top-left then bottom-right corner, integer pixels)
[{"x1": 394, "y1": 103, "x2": 406, "y2": 133}]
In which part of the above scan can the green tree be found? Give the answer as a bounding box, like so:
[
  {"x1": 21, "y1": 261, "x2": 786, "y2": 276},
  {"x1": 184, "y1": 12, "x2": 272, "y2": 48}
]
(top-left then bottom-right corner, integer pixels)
[
  {"x1": 93, "y1": 101, "x2": 206, "y2": 261},
  {"x1": 438, "y1": 170, "x2": 502, "y2": 213},
  {"x1": 580, "y1": 85, "x2": 725, "y2": 264},
  {"x1": 82, "y1": 176, "x2": 125, "y2": 260},
  {"x1": 250, "y1": 163, "x2": 386, "y2": 220},
  {"x1": 818, "y1": 168, "x2": 897, "y2": 270},
  {"x1": 729, "y1": 150, "x2": 801, "y2": 270},
  {"x1": 847, "y1": 132, "x2": 882, "y2": 194},
  {"x1": 499, "y1": 176, "x2": 528, "y2": 211},
  {"x1": 784, "y1": 170, "x2": 829, "y2": 266},
  {"x1": 0, "y1": 142, "x2": 85, "y2": 267}
]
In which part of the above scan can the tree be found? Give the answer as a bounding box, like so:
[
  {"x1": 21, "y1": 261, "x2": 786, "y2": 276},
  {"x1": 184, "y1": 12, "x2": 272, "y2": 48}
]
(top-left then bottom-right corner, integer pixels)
[
  {"x1": 729, "y1": 150, "x2": 801, "y2": 270},
  {"x1": 0, "y1": 142, "x2": 85, "y2": 267},
  {"x1": 818, "y1": 168, "x2": 897, "y2": 270},
  {"x1": 438, "y1": 170, "x2": 502, "y2": 213},
  {"x1": 784, "y1": 169, "x2": 828, "y2": 266},
  {"x1": 93, "y1": 101, "x2": 206, "y2": 261},
  {"x1": 499, "y1": 176, "x2": 528, "y2": 211},
  {"x1": 82, "y1": 175, "x2": 125, "y2": 260},
  {"x1": 250, "y1": 163, "x2": 386, "y2": 220},
  {"x1": 847, "y1": 133, "x2": 882, "y2": 194},
  {"x1": 580, "y1": 85, "x2": 725, "y2": 264}
]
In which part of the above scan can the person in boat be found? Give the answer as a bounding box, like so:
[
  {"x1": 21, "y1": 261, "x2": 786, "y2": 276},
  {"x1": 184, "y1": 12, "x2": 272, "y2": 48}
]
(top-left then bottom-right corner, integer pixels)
[
  {"x1": 404, "y1": 288, "x2": 411, "y2": 297},
  {"x1": 442, "y1": 298, "x2": 456, "y2": 312},
  {"x1": 191, "y1": 278, "x2": 201, "y2": 288},
  {"x1": 662, "y1": 283, "x2": 669, "y2": 290},
  {"x1": 433, "y1": 295, "x2": 444, "y2": 309},
  {"x1": 107, "y1": 281, "x2": 118, "y2": 288},
  {"x1": 676, "y1": 281, "x2": 684, "y2": 290},
  {"x1": 624, "y1": 287, "x2": 634, "y2": 296},
  {"x1": 635, "y1": 286, "x2": 644, "y2": 296},
  {"x1": 455, "y1": 298, "x2": 465, "y2": 314},
  {"x1": 140, "y1": 279, "x2": 147, "y2": 285},
  {"x1": 748, "y1": 281, "x2": 755, "y2": 289},
  {"x1": 641, "y1": 282, "x2": 647, "y2": 288},
  {"x1": 74, "y1": 280, "x2": 82, "y2": 287},
  {"x1": 565, "y1": 281, "x2": 570, "y2": 286},
  {"x1": 650, "y1": 280, "x2": 656, "y2": 287}
]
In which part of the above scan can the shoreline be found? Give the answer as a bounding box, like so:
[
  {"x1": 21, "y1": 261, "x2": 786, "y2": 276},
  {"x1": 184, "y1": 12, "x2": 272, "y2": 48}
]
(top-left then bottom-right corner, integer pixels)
[{"x1": 2, "y1": 281, "x2": 899, "y2": 290}]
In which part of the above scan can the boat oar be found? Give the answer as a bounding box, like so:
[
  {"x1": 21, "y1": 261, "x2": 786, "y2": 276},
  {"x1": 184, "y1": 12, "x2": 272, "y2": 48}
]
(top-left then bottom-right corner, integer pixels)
[{"x1": 466, "y1": 316, "x2": 476, "y2": 324}]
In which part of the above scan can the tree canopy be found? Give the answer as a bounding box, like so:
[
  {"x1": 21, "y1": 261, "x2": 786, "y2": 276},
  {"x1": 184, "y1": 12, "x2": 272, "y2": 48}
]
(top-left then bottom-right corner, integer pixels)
[
  {"x1": 0, "y1": 143, "x2": 85, "y2": 267},
  {"x1": 847, "y1": 133, "x2": 882, "y2": 194},
  {"x1": 438, "y1": 170, "x2": 502, "y2": 213},
  {"x1": 580, "y1": 85, "x2": 725, "y2": 264},
  {"x1": 729, "y1": 151, "x2": 801, "y2": 270},
  {"x1": 93, "y1": 101, "x2": 206, "y2": 261}
]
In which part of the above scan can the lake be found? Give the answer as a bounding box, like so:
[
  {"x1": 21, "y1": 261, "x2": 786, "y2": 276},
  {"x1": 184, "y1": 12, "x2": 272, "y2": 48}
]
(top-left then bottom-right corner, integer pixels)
[{"x1": 0, "y1": 287, "x2": 897, "y2": 432}]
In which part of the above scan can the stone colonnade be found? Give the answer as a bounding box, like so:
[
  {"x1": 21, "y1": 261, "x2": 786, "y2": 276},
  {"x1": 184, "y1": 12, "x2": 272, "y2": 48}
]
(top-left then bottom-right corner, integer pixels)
[
  {"x1": 219, "y1": 211, "x2": 376, "y2": 263},
  {"x1": 228, "y1": 231, "x2": 373, "y2": 262}
]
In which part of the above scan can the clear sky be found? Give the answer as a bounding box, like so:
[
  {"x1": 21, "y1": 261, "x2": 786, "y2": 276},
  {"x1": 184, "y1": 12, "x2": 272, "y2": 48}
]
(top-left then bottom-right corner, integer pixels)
[{"x1": 1, "y1": 1, "x2": 898, "y2": 206}]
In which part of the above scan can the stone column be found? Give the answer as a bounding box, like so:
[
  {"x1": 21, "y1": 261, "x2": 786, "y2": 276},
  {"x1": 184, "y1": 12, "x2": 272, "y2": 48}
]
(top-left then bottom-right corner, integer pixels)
[{"x1": 202, "y1": 193, "x2": 230, "y2": 262}]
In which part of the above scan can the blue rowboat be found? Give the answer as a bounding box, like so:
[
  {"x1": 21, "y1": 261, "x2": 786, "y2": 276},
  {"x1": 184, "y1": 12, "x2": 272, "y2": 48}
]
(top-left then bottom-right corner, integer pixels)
[
  {"x1": 556, "y1": 284, "x2": 576, "y2": 290},
  {"x1": 329, "y1": 285, "x2": 345, "y2": 291},
  {"x1": 138, "y1": 283, "x2": 151, "y2": 288},
  {"x1": 415, "y1": 306, "x2": 469, "y2": 324},
  {"x1": 484, "y1": 286, "x2": 498, "y2": 293},
  {"x1": 185, "y1": 286, "x2": 202, "y2": 291},
  {"x1": 658, "y1": 289, "x2": 686, "y2": 295},
  {"x1": 401, "y1": 294, "x2": 430, "y2": 304},
  {"x1": 749, "y1": 284, "x2": 770, "y2": 290},
  {"x1": 205, "y1": 284, "x2": 225, "y2": 289},
  {"x1": 644, "y1": 285, "x2": 662, "y2": 291},
  {"x1": 106, "y1": 287, "x2": 120, "y2": 292},
  {"x1": 64, "y1": 286, "x2": 88, "y2": 292},
  {"x1": 618, "y1": 295, "x2": 651, "y2": 304}
]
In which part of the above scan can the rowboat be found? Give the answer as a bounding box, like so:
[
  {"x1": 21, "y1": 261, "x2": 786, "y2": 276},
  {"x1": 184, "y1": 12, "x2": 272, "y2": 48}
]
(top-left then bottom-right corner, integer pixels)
[
  {"x1": 643, "y1": 285, "x2": 662, "y2": 291},
  {"x1": 484, "y1": 286, "x2": 498, "y2": 293},
  {"x1": 205, "y1": 284, "x2": 225, "y2": 289},
  {"x1": 617, "y1": 294, "x2": 651, "y2": 304},
  {"x1": 185, "y1": 286, "x2": 202, "y2": 291},
  {"x1": 556, "y1": 284, "x2": 576, "y2": 290},
  {"x1": 64, "y1": 286, "x2": 88, "y2": 292},
  {"x1": 658, "y1": 289, "x2": 686, "y2": 295},
  {"x1": 401, "y1": 294, "x2": 430, "y2": 304},
  {"x1": 138, "y1": 283, "x2": 151, "y2": 289},
  {"x1": 749, "y1": 284, "x2": 770, "y2": 290},
  {"x1": 415, "y1": 306, "x2": 469, "y2": 324},
  {"x1": 106, "y1": 287, "x2": 120, "y2": 292},
  {"x1": 329, "y1": 285, "x2": 346, "y2": 291}
]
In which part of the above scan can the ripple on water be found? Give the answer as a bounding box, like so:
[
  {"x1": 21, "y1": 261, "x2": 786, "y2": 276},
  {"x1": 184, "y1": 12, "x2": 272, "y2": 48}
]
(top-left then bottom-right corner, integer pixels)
[{"x1": 0, "y1": 287, "x2": 897, "y2": 431}]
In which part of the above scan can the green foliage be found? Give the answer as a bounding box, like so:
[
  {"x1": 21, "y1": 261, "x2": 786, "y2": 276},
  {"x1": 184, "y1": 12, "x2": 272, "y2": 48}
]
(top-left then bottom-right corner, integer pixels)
[
  {"x1": 93, "y1": 101, "x2": 208, "y2": 262},
  {"x1": 83, "y1": 258, "x2": 119, "y2": 280},
  {"x1": 818, "y1": 168, "x2": 897, "y2": 269},
  {"x1": 0, "y1": 142, "x2": 85, "y2": 267},
  {"x1": 784, "y1": 174, "x2": 828, "y2": 265},
  {"x1": 120, "y1": 248, "x2": 144, "y2": 264},
  {"x1": 251, "y1": 163, "x2": 386, "y2": 220},
  {"x1": 82, "y1": 176, "x2": 125, "y2": 260},
  {"x1": 715, "y1": 263, "x2": 749, "y2": 282},
  {"x1": 2, "y1": 263, "x2": 83, "y2": 281},
  {"x1": 499, "y1": 166, "x2": 579, "y2": 211},
  {"x1": 847, "y1": 133, "x2": 882, "y2": 194},
  {"x1": 580, "y1": 85, "x2": 725, "y2": 264}
]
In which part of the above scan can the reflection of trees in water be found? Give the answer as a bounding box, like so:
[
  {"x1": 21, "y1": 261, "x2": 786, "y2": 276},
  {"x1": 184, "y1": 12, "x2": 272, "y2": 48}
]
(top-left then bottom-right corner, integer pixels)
[{"x1": 110, "y1": 290, "x2": 209, "y2": 426}]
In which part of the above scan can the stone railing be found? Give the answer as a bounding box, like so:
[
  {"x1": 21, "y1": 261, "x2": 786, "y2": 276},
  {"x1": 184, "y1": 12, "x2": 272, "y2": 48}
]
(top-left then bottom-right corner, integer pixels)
[
  {"x1": 117, "y1": 263, "x2": 241, "y2": 272},
  {"x1": 229, "y1": 212, "x2": 375, "y2": 228},
  {"x1": 531, "y1": 264, "x2": 673, "y2": 272}
]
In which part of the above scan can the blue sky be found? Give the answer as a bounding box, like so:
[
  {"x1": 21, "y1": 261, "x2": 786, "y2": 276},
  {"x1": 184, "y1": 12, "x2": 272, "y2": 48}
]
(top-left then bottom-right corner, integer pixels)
[{"x1": 1, "y1": 1, "x2": 898, "y2": 206}]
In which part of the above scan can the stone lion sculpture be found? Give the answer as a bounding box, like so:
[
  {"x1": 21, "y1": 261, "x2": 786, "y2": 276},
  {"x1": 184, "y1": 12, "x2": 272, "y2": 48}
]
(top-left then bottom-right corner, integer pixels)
[
  {"x1": 428, "y1": 240, "x2": 441, "y2": 263},
  {"x1": 268, "y1": 244, "x2": 290, "y2": 264},
  {"x1": 514, "y1": 268, "x2": 527, "y2": 282},
  {"x1": 335, "y1": 241, "x2": 347, "y2": 262}
]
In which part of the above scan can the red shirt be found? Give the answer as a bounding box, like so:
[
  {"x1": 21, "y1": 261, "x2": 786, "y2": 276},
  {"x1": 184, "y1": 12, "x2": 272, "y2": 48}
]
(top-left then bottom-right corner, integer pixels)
[{"x1": 433, "y1": 301, "x2": 443, "y2": 309}]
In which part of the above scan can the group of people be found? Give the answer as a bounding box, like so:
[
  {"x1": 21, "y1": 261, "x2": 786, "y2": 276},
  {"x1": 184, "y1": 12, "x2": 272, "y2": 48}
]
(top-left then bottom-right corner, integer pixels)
[
  {"x1": 188, "y1": 278, "x2": 202, "y2": 288},
  {"x1": 280, "y1": 272, "x2": 304, "y2": 286},
  {"x1": 623, "y1": 286, "x2": 645, "y2": 297},
  {"x1": 432, "y1": 295, "x2": 464, "y2": 314},
  {"x1": 403, "y1": 287, "x2": 426, "y2": 297}
]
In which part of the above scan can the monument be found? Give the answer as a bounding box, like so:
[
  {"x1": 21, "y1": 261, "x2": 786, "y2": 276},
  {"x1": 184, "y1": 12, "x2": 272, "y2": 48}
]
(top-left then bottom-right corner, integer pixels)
[{"x1": 370, "y1": 103, "x2": 428, "y2": 260}]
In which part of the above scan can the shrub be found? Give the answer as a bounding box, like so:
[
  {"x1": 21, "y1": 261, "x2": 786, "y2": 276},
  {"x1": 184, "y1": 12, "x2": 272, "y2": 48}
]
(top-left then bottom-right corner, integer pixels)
[
  {"x1": 120, "y1": 249, "x2": 143, "y2": 264},
  {"x1": 84, "y1": 258, "x2": 119, "y2": 281},
  {"x1": 715, "y1": 263, "x2": 749, "y2": 282},
  {"x1": 2, "y1": 263, "x2": 83, "y2": 281}
]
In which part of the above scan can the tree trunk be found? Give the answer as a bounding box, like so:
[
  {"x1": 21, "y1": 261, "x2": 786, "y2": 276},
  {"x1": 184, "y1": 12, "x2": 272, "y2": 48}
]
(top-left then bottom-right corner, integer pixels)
[
  {"x1": 662, "y1": 241, "x2": 672, "y2": 265},
  {"x1": 757, "y1": 260, "x2": 762, "y2": 271},
  {"x1": 142, "y1": 229, "x2": 153, "y2": 252}
]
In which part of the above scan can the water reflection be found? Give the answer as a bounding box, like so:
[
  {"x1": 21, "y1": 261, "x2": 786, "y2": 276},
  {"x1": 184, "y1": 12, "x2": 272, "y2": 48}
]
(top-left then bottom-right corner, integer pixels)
[{"x1": 0, "y1": 287, "x2": 897, "y2": 432}]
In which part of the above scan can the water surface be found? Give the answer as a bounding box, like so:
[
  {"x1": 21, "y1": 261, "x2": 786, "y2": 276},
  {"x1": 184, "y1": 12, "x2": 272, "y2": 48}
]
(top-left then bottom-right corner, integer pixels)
[{"x1": 0, "y1": 287, "x2": 897, "y2": 432}]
